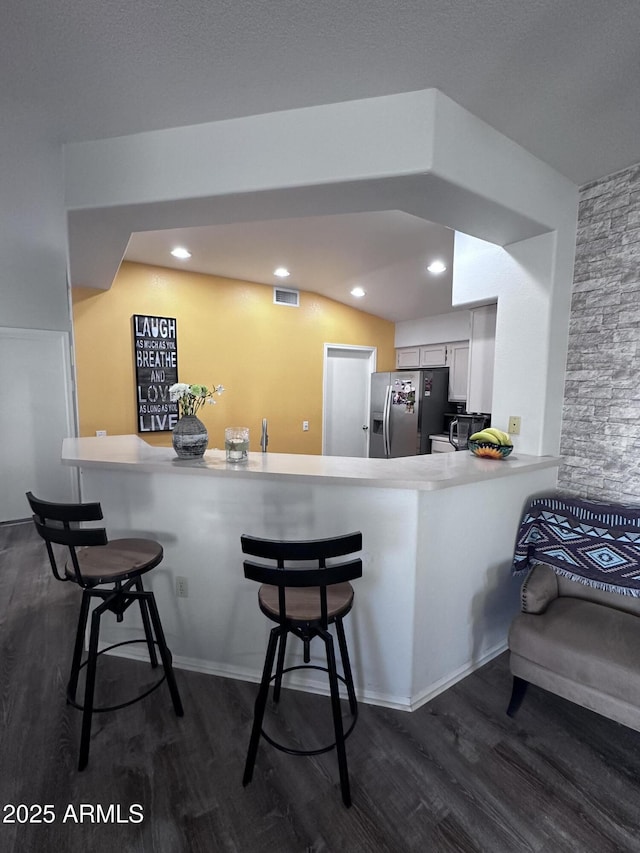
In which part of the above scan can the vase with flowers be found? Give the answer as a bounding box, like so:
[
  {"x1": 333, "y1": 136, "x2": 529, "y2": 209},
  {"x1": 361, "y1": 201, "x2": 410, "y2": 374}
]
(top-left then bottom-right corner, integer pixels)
[{"x1": 169, "y1": 382, "x2": 225, "y2": 459}]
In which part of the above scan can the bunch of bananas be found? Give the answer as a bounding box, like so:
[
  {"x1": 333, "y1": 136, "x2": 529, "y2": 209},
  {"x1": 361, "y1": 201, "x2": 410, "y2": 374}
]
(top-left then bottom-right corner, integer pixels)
[
  {"x1": 468, "y1": 427, "x2": 513, "y2": 459},
  {"x1": 469, "y1": 427, "x2": 513, "y2": 446}
]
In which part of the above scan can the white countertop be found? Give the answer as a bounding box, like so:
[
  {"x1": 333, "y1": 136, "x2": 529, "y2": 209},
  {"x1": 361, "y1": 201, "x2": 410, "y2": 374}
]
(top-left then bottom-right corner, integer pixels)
[{"x1": 62, "y1": 434, "x2": 561, "y2": 492}]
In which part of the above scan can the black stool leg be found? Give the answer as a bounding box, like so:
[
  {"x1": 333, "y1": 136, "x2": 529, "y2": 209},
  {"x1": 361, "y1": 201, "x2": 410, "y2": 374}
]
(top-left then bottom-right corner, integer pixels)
[
  {"x1": 335, "y1": 617, "x2": 357, "y2": 716},
  {"x1": 273, "y1": 628, "x2": 288, "y2": 704},
  {"x1": 78, "y1": 602, "x2": 103, "y2": 771},
  {"x1": 506, "y1": 676, "x2": 529, "y2": 718},
  {"x1": 68, "y1": 589, "x2": 91, "y2": 705},
  {"x1": 320, "y1": 628, "x2": 351, "y2": 808},
  {"x1": 134, "y1": 578, "x2": 158, "y2": 668},
  {"x1": 145, "y1": 592, "x2": 184, "y2": 717},
  {"x1": 243, "y1": 626, "x2": 280, "y2": 787}
]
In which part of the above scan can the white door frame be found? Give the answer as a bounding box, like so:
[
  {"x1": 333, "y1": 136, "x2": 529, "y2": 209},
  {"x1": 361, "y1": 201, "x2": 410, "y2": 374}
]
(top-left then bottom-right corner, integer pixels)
[{"x1": 322, "y1": 344, "x2": 377, "y2": 456}]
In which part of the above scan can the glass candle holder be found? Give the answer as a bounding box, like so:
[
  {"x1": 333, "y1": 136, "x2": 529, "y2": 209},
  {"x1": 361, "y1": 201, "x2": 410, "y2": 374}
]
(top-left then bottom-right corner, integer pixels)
[{"x1": 225, "y1": 426, "x2": 249, "y2": 462}]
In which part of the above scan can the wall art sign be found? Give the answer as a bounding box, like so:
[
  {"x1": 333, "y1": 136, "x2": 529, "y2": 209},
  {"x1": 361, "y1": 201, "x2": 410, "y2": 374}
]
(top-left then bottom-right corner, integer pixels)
[{"x1": 133, "y1": 314, "x2": 179, "y2": 432}]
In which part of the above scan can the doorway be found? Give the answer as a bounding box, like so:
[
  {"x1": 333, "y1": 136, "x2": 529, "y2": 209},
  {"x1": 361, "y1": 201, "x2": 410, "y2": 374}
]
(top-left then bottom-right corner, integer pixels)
[{"x1": 322, "y1": 345, "x2": 377, "y2": 457}]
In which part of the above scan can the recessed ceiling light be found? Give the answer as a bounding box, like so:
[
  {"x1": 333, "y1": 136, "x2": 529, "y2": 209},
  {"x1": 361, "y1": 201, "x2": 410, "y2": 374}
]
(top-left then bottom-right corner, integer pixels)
[
  {"x1": 171, "y1": 247, "x2": 192, "y2": 260},
  {"x1": 273, "y1": 267, "x2": 290, "y2": 278},
  {"x1": 427, "y1": 260, "x2": 447, "y2": 274},
  {"x1": 351, "y1": 286, "x2": 366, "y2": 298}
]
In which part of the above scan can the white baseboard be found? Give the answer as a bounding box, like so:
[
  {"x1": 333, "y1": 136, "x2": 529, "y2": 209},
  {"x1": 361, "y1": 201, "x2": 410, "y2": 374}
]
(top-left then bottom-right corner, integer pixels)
[
  {"x1": 407, "y1": 640, "x2": 508, "y2": 712},
  {"x1": 100, "y1": 640, "x2": 507, "y2": 713}
]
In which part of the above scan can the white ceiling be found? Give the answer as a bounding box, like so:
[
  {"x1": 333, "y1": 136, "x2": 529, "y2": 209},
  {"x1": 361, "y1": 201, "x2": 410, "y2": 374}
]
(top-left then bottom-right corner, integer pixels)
[
  {"x1": 124, "y1": 212, "x2": 457, "y2": 323},
  {"x1": 7, "y1": 0, "x2": 640, "y2": 321}
]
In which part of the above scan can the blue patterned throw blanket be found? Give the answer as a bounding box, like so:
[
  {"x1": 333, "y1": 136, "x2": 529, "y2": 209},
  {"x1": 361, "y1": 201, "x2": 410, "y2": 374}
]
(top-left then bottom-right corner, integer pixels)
[{"x1": 512, "y1": 494, "x2": 640, "y2": 596}]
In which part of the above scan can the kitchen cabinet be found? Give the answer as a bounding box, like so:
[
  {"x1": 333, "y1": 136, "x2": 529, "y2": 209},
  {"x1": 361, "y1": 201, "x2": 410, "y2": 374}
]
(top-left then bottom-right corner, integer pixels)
[
  {"x1": 396, "y1": 341, "x2": 469, "y2": 402},
  {"x1": 395, "y1": 345, "x2": 446, "y2": 368},
  {"x1": 395, "y1": 343, "x2": 451, "y2": 369},
  {"x1": 395, "y1": 346, "x2": 421, "y2": 369},
  {"x1": 447, "y1": 341, "x2": 469, "y2": 402},
  {"x1": 419, "y1": 344, "x2": 447, "y2": 367},
  {"x1": 466, "y1": 305, "x2": 496, "y2": 414}
]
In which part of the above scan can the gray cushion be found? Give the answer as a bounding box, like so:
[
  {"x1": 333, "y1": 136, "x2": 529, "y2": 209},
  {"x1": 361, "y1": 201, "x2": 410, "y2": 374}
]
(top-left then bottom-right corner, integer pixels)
[
  {"x1": 556, "y1": 574, "x2": 640, "y2": 617},
  {"x1": 509, "y1": 597, "x2": 640, "y2": 708},
  {"x1": 524, "y1": 562, "x2": 640, "y2": 617}
]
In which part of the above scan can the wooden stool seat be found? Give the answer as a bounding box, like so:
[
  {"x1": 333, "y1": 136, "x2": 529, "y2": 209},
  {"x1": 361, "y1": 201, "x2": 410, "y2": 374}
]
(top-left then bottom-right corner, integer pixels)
[
  {"x1": 65, "y1": 538, "x2": 163, "y2": 584},
  {"x1": 258, "y1": 581, "x2": 354, "y2": 623},
  {"x1": 241, "y1": 531, "x2": 362, "y2": 808}
]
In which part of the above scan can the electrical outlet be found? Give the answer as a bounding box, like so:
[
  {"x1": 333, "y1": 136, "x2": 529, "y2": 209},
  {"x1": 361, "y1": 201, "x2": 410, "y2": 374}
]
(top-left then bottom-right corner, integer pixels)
[
  {"x1": 96, "y1": 430, "x2": 107, "y2": 437},
  {"x1": 508, "y1": 416, "x2": 521, "y2": 435},
  {"x1": 175, "y1": 576, "x2": 189, "y2": 598},
  {"x1": 302, "y1": 420, "x2": 309, "y2": 431}
]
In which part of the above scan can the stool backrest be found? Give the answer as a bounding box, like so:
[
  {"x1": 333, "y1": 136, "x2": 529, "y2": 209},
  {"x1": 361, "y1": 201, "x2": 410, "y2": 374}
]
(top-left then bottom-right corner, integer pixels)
[
  {"x1": 241, "y1": 531, "x2": 362, "y2": 627},
  {"x1": 26, "y1": 491, "x2": 108, "y2": 586}
]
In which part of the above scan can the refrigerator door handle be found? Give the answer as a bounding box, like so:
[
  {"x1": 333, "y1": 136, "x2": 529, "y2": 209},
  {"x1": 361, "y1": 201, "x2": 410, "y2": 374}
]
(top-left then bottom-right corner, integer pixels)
[
  {"x1": 449, "y1": 418, "x2": 459, "y2": 450},
  {"x1": 383, "y1": 385, "x2": 392, "y2": 457}
]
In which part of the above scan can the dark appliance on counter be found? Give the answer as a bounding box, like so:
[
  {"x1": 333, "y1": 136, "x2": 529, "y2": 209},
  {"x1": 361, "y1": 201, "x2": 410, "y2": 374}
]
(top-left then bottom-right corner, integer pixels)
[
  {"x1": 448, "y1": 412, "x2": 491, "y2": 450},
  {"x1": 369, "y1": 369, "x2": 449, "y2": 458}
]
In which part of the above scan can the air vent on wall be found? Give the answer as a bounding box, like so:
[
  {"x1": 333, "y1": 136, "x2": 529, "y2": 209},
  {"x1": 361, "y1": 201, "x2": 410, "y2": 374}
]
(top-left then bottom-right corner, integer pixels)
[{"x1": 273, "y1": 286, "x2": 300, "y2": 307}]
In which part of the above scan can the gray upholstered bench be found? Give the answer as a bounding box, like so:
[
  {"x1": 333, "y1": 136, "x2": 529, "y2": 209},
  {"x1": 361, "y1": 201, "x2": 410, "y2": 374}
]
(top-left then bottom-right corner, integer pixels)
[{"x1": 508, "y1": 562, "x2": 640, "y2": 732}]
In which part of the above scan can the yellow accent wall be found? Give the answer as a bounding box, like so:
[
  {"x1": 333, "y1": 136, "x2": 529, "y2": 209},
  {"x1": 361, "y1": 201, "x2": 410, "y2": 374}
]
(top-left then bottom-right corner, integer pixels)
[{"x1": 72, "y1": 262, "x2": 395, "y2": 454}]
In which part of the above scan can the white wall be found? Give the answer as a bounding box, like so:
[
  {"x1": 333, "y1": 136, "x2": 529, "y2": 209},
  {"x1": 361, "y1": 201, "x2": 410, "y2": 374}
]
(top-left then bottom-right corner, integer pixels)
[
  {"x1": 81, "y1": 463, "x2": 421, "y2": 708},
  {"x1": 395, "y1": 310, "x2": 471, "y2": 348},
  {"x1": 0, "y1": 122, "x2": 70, "y2": 331},
  {"x1": 65, "y1": 90, "x2": 443, "y2": 291},
  {"x1": 0, "y1": 119, "x2": 76, "y2": 520},
  {"x1": 452, "y1": 228, "x2": 577, "y2": 455},
  {"x1": 64, "y1": 90, "x2": 571, "y2": 292},
  {"x1": 0, "y1": 329, "x2": 77, "y2": 520},
  {"x1": 413, "y1": 464, "x2": 558, "y2": 706}
]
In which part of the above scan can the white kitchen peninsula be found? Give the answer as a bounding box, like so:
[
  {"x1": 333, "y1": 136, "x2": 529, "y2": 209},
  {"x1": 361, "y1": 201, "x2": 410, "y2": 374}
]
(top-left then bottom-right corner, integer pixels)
[{"x1": 62, "y1": 435, "x2": 559, "y2": 711}]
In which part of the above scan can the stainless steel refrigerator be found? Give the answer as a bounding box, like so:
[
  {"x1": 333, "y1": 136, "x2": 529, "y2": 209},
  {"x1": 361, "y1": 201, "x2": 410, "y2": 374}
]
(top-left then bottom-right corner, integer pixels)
[{"x1": 369, "y1": 369, "x2": 449, "y2": 458}]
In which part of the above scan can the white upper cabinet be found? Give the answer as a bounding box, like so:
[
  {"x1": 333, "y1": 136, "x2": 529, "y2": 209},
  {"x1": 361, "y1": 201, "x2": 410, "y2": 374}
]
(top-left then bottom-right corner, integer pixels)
[
  {"x1": 419, "y1": 344, "x2": 448, "y2": 367},
  {"x1": 395, "y1": 346, "x2": 421, "y2": 369},
  {"x1": 466, "y1": 305, "x2": 497, "y2": 414},
  {"x1": 396, "y1": 343, "x2": 448, "y2": 369},
  {"x1": 395, "y1": 341, "x2": 470, "y2": 401},
  {"x1": 447, "y1": 341, "x2": 470, "y2": 402}
]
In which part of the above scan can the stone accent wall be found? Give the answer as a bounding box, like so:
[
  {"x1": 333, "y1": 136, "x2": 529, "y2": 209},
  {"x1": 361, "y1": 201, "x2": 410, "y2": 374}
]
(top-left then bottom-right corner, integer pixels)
[{"x1": 558, "y1": 162, "x2": 640, "y2": 501}]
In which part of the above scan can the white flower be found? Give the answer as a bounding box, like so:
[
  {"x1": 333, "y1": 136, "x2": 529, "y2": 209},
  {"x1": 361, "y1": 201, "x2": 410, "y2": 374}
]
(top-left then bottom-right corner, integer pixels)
[
  {"x1": 169, "y1": 381, "x2": 225, "y2": 417},
  {"x1": 169, "y1": 383, "x2": 191, "y2": 402}
]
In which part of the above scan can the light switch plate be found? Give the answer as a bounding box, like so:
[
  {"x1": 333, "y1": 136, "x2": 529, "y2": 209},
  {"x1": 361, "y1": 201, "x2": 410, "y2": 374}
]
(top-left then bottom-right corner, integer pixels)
[{"x1": 508, "y1": 416, "x2": 521, "y2": 435}]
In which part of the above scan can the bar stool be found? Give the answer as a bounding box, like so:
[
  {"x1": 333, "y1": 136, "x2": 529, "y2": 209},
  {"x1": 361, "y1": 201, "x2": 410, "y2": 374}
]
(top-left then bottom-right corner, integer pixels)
[
  {"x1": 26, "y1": 491, "x2": 184, "y2": 770},
  {"x1": 241, "y1": 531, "x2": 362, "y2": 807}
]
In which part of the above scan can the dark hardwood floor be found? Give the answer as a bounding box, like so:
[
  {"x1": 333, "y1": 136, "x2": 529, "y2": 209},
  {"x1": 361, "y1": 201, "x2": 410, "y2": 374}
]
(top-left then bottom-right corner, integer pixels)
[{"x1": 1, "y1": 520, "x2": 640, "y2": 852}]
